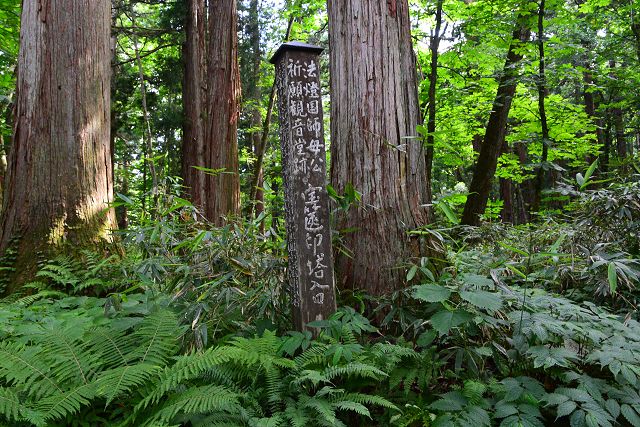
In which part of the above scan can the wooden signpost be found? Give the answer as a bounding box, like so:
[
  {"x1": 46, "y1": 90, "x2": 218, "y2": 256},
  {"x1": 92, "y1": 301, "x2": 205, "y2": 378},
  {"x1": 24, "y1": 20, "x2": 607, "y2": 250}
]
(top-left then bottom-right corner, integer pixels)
[{"x1": 270, "y1": 42, "x2": 337, "y2": 332}]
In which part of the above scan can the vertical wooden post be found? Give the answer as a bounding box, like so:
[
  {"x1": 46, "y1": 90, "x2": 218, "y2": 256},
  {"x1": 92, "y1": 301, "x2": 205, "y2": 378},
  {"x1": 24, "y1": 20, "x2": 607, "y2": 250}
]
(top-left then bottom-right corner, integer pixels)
[{"x1": 271, "y1": 42, "x2": 337, "y2": 332}]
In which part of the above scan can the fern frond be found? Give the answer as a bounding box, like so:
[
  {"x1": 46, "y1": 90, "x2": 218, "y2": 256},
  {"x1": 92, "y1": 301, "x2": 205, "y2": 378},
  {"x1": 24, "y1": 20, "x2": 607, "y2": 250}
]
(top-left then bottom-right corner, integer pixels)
[
  {"x1": 265, "y1": 362, "x2": 283, "y2": 413},
  {"x1": 324, "y1": 362, "x2": 388, "y2": 381},
  {"x1": 96, "y1": 363, "x2": 160, "y2": 406},
  {"x1": 290, "y1": 369, "x2": 329, "y2": 388},
  {"x1": 332, "y1": 400, "x2": 371, "y2": 417},
  {"x1": 129, "y1": 310, "x2": 180, "y2": 365},
  {"x1": 294, "y1": 344, "x2": 329, "y2": 370},
  {"x1": 284, "y1": 399, "x2": 310, "y2": 427},
  {"x1": 340, "y1": 327, "x2": 359, "y2": 346},
  {"x1": 342, "y1": 392, "x2": 399, "y2": 411},
  {"x1": 304, "y1": 397, "x2": 338, "y2": 425},
  {"x1": 34, "y1": 326, "x2": 98, "y2": 385},
  {"x1": 74, "y1": 278, "x2": 107, "y2": 293},
  {"x1": 0, "y1": 342, "x2": 63, "y2": 399},
  {"x1": 138, "y1": 346, "x2": 245, "y2": 410},
  {"x1": 144, "y1": 384, "x2": 243, "y2": 425},
  {"x1": 86, "y1": 327, "x2": 137, "y2": 369},
  {"x1": 0, "y1": 387, "x2": 23, "y2": 422},
  {"x1": 35, "y1": 383, "x2": 95, "y2": 423},
  {"x1": 14, "y1": 290, "x2": 67, "y2": 306},
  {"x1": 36, "y1": 263, "x2": 79, "y2": 286}
]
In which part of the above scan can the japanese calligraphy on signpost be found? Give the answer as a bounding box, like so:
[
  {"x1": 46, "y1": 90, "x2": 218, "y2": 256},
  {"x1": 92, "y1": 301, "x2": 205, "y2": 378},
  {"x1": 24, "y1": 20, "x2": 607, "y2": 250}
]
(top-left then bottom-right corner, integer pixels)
[{"x1": 271, "y1": 42, "x2": 337, "y2": 333}]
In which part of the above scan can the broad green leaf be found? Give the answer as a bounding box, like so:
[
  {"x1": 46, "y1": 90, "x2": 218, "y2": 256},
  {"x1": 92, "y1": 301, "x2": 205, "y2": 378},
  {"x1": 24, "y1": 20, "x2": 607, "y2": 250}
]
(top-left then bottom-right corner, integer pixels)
[
  {"x1": 557, "y1": 401, "x2": 578, "y2": 419},
  {"x1": 413, "y1": 284, "x2": 451, "y2": 303},
  {"x1": 605, "y1": 399, "x2": 620, "y2": 418},
  {"x1": 621, "y1": 404, "x2": 640, "y2": 427},
  {"x1": 460, "y1": 290, "x2": 503, "y2": 312},
  {"x1": 430, "y1": 309, "x2": 473, "y2": 335}
]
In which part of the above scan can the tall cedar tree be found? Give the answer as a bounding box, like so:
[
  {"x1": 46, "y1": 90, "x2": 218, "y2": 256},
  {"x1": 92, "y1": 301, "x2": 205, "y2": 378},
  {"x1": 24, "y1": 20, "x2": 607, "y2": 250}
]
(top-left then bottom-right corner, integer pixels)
[
  {"x1": 182, "y1": 0, "x2": 241, "y2": 225},
  {"x1": 0, "y1": 0, "x2": 116, "y2": 290},
  {"x1": 328, "y1": 0, "x2": 438, "y2": 296},
  {"x1": 461, "y1": 12, "x2": 531, "y2": 226}
]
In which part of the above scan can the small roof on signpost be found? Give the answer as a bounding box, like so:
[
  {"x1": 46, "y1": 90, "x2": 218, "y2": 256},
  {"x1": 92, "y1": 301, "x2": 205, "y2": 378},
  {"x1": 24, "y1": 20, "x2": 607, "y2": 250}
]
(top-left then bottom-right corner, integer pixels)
[{"x1": 269, "y1": 41, "x2": 325, "y2": 64}]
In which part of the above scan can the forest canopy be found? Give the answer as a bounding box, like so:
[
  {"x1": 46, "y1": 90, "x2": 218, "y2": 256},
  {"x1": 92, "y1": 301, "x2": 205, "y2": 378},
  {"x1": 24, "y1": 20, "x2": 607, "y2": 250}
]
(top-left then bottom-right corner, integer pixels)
[{"x1": 0, "y1": 0, "x2": 639, "y2": 425}]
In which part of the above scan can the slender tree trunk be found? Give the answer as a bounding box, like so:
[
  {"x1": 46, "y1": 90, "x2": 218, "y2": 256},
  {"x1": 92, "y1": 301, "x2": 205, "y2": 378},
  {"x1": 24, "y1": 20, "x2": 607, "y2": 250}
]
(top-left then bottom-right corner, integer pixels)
[
  {"x1": 603, "y1": 120, "x2": 611, "y2": 173},
  {"x1": 0, "y1": 99, "x2": 12, "y2": 214},
  {"x1": 182, "y1": 0, "x2": 206, "y2": 209},
  {"x1": 248, "y1": 16, "x2": 295, "y2": 212},
  {"x1": 328, "y1": 0, "x2": 438, "y2": 296},
  {"x1": 461, "y1": 16, "x2": 531, "y2": 226},
  {"x1": 582, "y1": 70, "x2": 604, "y2": 154},
  {"x1": 131, "y1": 13, "x2": 158, "y2": 212},
  {"x1": 203, "y1": 0, "x2": 241, "y2": 224},
  {"x1": 515, "y1": 142, "x2": 533, "y2": 223},
  {"x1": 613, "y1": 108, "x2": 626, "y2": 159},
  {"x1": 632, "y1": 8, "x2": 640, "y2": 63},
  {"x1": 499, "y1": 139, "x2": 513, "y2": 223},
  {"x1": 500, "y1": 177, "x2": 513, "y2": 223},
  {"x1": 0, "y1": 134, "x2": 5, "y2": 208},
  {"x1": 532, "y1": 0, "x2": 549, "y2": 213},
  {"x1": 246, "y1": 0, "x2": 264, "y2": 223},
  {"x1": 0, "y1": 0, "x2": 116, "y2": 290},
  {"x1": 609, "y1": 60, "x2": 627, "y2": 160},
  {"x1": 425, "y1": 0, "x2": 444, "y2": 189},
  {"x1": 116, "y1": 158, "x2": 130, "y2": 230}
]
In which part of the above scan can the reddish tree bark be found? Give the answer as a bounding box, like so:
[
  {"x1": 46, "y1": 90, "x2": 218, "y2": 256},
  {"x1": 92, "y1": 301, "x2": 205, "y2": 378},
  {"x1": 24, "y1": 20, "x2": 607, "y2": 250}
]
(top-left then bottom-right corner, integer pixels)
[
  {"x1": 328, "y1": 0, "x2": 439, "y2": 296},
  {"x1": 204, "y1": 0, "x2": 241, "y2": 224},
  {"x1": 182, "y1": 0, "x2": 241, "y2": 225},
  {"x1": 182, "y1": 0, "x2": 206, "y2": 208},
  {"x1": 0, "y1": 0, "x2": 116, "y2": 290}
]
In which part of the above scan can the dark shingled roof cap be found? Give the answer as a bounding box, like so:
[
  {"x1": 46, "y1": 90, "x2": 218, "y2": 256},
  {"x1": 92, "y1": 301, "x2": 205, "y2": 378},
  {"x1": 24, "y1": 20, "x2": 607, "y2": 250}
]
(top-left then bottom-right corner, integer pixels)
[{"x1": 269, "y1": 41, "x2": 324, "y2": 64}]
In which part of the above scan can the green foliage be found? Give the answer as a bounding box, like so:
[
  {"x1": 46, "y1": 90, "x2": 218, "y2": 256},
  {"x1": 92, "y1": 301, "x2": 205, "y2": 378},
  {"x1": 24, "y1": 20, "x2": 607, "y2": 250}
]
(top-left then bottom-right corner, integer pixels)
[{"x1": 0, "y1": 295, "x2": 403, "y2": 426}]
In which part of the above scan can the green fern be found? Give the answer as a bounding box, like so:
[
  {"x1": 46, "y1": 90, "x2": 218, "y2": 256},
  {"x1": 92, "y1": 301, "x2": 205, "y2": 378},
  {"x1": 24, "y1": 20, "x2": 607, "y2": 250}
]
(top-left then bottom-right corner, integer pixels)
[{"x1": 0, "y1": 387, "x2": 23, "y2": 423}]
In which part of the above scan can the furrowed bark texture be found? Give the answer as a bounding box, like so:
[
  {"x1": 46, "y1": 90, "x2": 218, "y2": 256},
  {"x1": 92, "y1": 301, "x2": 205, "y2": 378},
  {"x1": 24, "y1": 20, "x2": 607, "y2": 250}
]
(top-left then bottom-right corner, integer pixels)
[
  {"x1": 182, "y1": 0, "x2": 241, "y2": 225},
  {"x1": 0, "y1": 0, "x2": 116, "y2": 290},
  {"x1": 328, "y1": 0, "x2": 436, "y2": 296},
  {"x1": 461, "y1": 19, "x2": 530, "y2": 226},
  {"x1": 204, "y1": 0, "x2": 241, "y2": 224},
  {"x1": 182, "y1": 0, "x2": 206, "y2": 208}
]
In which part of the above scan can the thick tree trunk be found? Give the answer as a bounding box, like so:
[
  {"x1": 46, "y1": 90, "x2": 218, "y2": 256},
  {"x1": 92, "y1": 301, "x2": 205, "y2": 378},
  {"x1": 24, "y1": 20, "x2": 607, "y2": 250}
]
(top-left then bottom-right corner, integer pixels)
[
  {"x1": 0, "y1": 0, "x2": 116, "y2": 290},
  {"x1": 328, "y1": 0, "x2": 438, "y2": 296},
  {"x1": 461, "y1": 18, "x2": 530, "y2": 226},
  {"x1": 182, "y1": 0, "x2": 241, "y2": 225},
  {"x1": 203, "y1": 0, "x2": 241, "y2": 224},
  {"x1": 182, "y1": 0, "x2": 206, "y2": 209}
]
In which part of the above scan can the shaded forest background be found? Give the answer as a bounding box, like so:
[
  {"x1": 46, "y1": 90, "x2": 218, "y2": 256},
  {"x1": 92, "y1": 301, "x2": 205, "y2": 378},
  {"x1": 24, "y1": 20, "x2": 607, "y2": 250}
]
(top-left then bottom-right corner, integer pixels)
[{"x1": 0, "y1": 0, "x2": 639, "y2": 426}]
